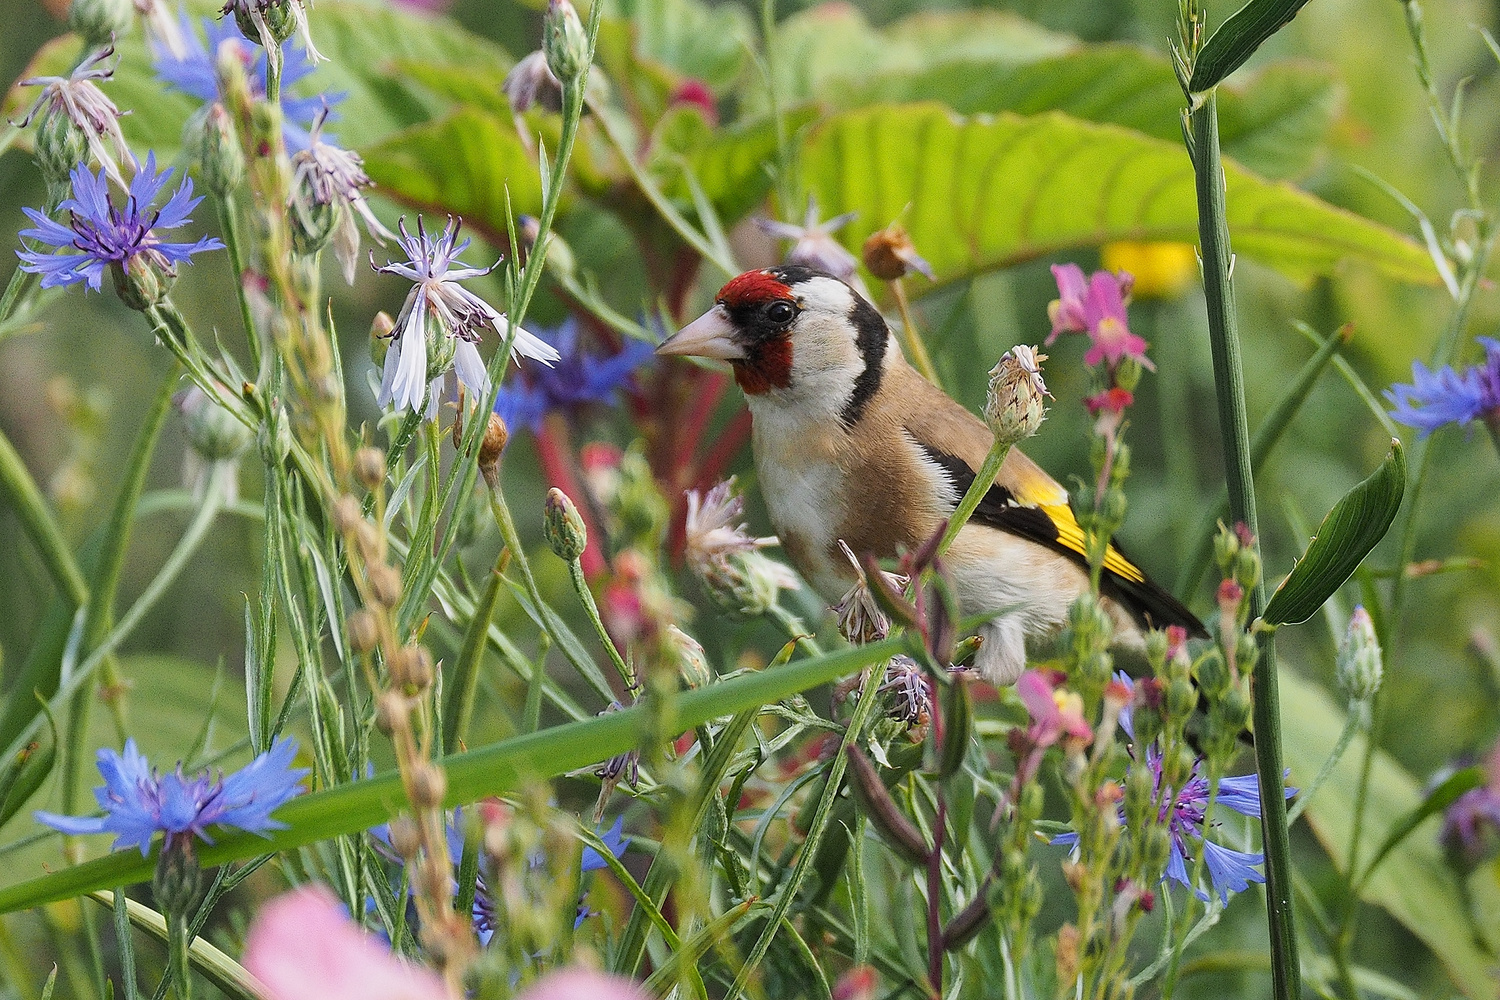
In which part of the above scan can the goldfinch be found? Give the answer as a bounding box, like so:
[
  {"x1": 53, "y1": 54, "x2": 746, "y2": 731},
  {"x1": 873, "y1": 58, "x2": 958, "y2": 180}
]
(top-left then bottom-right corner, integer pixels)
[{"x1": 656, "y1": 265, "x2": 1206, "y2": 685}]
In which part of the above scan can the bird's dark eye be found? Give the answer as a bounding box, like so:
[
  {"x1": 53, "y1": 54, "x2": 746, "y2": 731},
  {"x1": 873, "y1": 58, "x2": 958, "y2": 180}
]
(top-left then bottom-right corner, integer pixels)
[{"x1": 765, "y1": 300, "x2": 796, "y2": 325}]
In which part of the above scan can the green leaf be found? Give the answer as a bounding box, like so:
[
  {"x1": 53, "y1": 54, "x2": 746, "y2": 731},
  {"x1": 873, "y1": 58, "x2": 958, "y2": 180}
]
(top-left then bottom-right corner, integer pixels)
[
  {"x1": 602, "y1": 0, "x2": 755, "y2": 91},
  {"x1": 845, "y1": 49, "x2": 1339, "y2": 180},
  {"x1": 797, "y1": 104, "x2": 1433, "y2": 288},
  {"x1": 657, "y1": 106, "x2": 821, "y2": 226},
  {"x1": 92, "y1": 892, "x2": 261, "y2": 1000},
  {"x1": 1263, "y1": 440, "x2": 1406, "y2": 626},
  {"x1": 0, "y1": 637, "x2": 903, "y2": 911},
  {"x1": 1281, "y1": 670, "x2": 1497, "y2": 1000},
  {"x1": 1190, "y1": 0, "x2": 1316, "y2": 93},
  {"x1": 1357, "y1": 766, "x2": 1486, "y2": 891},
  {"x1": 363, "y1": 107, "x2": 548, "y2": 248}
]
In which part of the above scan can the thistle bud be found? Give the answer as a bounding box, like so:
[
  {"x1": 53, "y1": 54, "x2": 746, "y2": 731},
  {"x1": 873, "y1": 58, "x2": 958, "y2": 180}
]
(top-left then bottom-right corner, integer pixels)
[
  {"x1": 174, "y1": 384, "x2": 253, "y2": 461},
  {"x1": 67, "y1": 0, "x2": 132, "y2": 48},
  {"x1": 152, "y1": 837, "x2": 204, "y2": 918},
  {"x1": 112, "y1": 252, "x2": 174, "y2": 311},
  {"x1": 229, "y1": 0, "x2": 297, "y2": 48},
  {"x1": 1335, "y1": 606, "x2": 1383, "y2": 705},
  {"x1": 34, "y1": 111, "x2": 89, "y2": 201},
  {"x1": 543, "y1": 487, "x2": 588, "y2": 562},
  {"x1": 984, "y1": 345, "x2": 1049, "y2": 446},
  {"x1": 197, "y1": 103, "x2": 244, "y2": 196},
  {"x1": 1212, "y1": 522, "x2": 1239, "y2": 574},
  {"x1": 663, "y1": 625, "x2": 713, "y2": 689},
  {"x1": 370, "y1": 311, "x2": 394, "y2": 368},
  {"x1": 861, "y1": 222, "x2": 933, "y2": 282},
  {"x1": 543, "y1": 0, "x2": 588, "y2": 85}
]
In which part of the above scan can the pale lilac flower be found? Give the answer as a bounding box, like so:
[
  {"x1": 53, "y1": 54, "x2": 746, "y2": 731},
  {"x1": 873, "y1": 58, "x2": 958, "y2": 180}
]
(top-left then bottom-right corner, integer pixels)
[
  {"x1": 504, "y1": 50, "x2": 563, "y2": 114},
  {"x1": 17, "y1": 152, "x2": 224, "y2": 293},
  {"x1": 1386, "y1": 338, "x2": 1500, "y2": 438},
  {"x1": 36, "y1": 737, "x2": 306, "y2": 856},
  {"x1": 372, "y1": 216, "x2": 559, "y2": 417},
  {"x1": 1441, "y1": 741, "x2": 1500, "y2": 867},
  {"x1": 291, "y1": 106, "x2": 395, "y2": 284},
  {"x1": 880, "y1": 655, "x2": 930, "y2": 726},
  {"x1": 244, "y1": 885, "x2": 452, "y2": 1000},
  {"x1": 15, "y1": 44, "x2": 131, "y2": 187},
  {"x1": 683, "y1": 478, "x2": 777, "y2": 578},
  {"x1": 758, "y1": 196, "x2": 860, "y2": 283},
  {"x1": 833, "y1": 539, "x2": 907, "y2": 645}
]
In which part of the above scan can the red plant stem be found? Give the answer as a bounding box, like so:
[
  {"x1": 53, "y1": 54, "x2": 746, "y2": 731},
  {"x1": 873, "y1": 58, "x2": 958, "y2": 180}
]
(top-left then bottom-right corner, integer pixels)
[
  {"x1": 677, "y1": 370, "x2": 729, "y2": 482},
  {"x1": 535, "y1": 413, "x2": 607, "y2": 581},
  {"x1": 927, "y1": 795, "x2": 947, "y2": 996}
]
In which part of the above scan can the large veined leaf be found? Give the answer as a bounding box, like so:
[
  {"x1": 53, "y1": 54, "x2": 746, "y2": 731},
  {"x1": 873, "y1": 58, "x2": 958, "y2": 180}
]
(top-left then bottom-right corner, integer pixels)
[
  {"x1": 844, "y1": 49, "x2": 1340, "y2": 180},
  {"x1": 1263, "y1": 439, "x2": 1405, "y2": 627},
  {"x1": 1281, "y1": 669, "x2": 1497, "y2": 1000},
  {"x1": 599, "y1": 0, "x2": 754, "y2": 92},
  {"x1": 0, "y1": 1, "x2": 512, "y2": 164},
  {"x1": 363, "y1": 106, "x2": 549, "y2": 246},
  {"x1": 796, "y1": 103, "x2": 1434, "y2": 287}
]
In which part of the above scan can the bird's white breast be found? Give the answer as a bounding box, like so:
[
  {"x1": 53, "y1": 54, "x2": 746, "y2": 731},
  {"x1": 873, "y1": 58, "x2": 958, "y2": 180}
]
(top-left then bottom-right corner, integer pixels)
[{"x1": 747, "y1": 398, "x2": 849, "y2": 598}]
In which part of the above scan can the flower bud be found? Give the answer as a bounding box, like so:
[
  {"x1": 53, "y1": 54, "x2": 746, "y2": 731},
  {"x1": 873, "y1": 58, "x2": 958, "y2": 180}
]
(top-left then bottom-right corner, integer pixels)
[
  {"x1": 330, "y1": 493, "x2": 362, "y2": 536},
  {"x1": 1233, "y1": 545, "x2": 1261, "y2": 592},
  {"x1": 663, "y1": 625, "x2": 713, "y2": 689},
  {"x1": 230, "y1": 0, "x2": 297, "y2": 47},
  {"x1": 543, "y1": 487, "x2": 588, "y2": 562},
  {"x1": 503, "y1": 51, "x2": 564, "y2": 114},
  {"x1": 477, "y1": 413, "x2": 509, "y2": 484},
  {"x1": 861, "y1": 222, "x2": 933, "y2": 282},
  {"x1": 409, "y1": 763, "x2": 447, "y2": 808},
  {"x1": 389, "y1": 644, "x2": 434, "y2": 692},
  {"x1": 174, "y1": 384, "x2": 253, "y2": 461},
  {"x1": 1335, "y1": 606, "x2": 1383, "y2": 705},
  {"x1": 375, "y1": 690, "x2": 406, "y2": 735},
  {"x1": 1193, "y1": 648, "x2": 1229, "y2": 699},
  {"x1": 367, "y1": 563, "x2": 402, "y2": 608},
  {"x1": 1212, "y1": 522, "x2": 1239, "y2": 574},
  {"x1": 197, "y1": 103, "x2": 244, "y2": 197},
  {"x1": 388, "y1": 815, "x2": 421, "y2": 859},
  {"x1": 213, "y1": 35, "x2": 256, "y2": 125},
  {"x1": 34, "y1": 110, "x2": 89, "y2": 200},
  {"x1": 984, "y1": 345, "x2": 1049, "y2": 446},
  {"x1": 112, "y1": 252, "x2": 175, "y2": 311},
  {"x1": 369, "y1": 311, "x2": 394, "y2": 368},
  {"x1": 67, "y1": 0, "x2": 132, "y2": 48},
  {"x1": 354, "y1": 447, "x2": 386, "y2": 491},
  {"x1": 347, "y1": 609, "x2": 379, "y2": 654},
  {"x1": 1166, "y1": 677, "x2": 1197, "y2": 723},
  {"x1": 1114, "y1": 355, "x2": 1144, "y2": 394},
  {"x1": 543, "y1": 0, "x2": 588, "y2": 84},
  {"x1": 152, "y1": 837, "x2": 204, "y2": 918}
]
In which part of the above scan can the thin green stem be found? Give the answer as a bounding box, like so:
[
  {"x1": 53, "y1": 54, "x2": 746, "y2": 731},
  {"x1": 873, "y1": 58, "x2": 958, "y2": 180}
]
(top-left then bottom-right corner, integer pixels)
[
  {"x1": 937, "y1": 440, "x2": 1010, "y2": 556},
  {"x1": 166, "y1": 914, "x2": 191, "y2": 1000},
  {"x1": 1188, "y1": 90, "x2": 1298, "y2": 1000},
  {"x1": 215, "y1": 194, "x2": 263, "y2": 372},
  {"x1": 0, "y1": 427, "x2": 89, "y2": 605},
  {"x1": 567, "y1": 559, "x2": 636, "y2": 693},
  {"x1": 1286, "y1": 706, "x2": 1363, "y2": 826}
]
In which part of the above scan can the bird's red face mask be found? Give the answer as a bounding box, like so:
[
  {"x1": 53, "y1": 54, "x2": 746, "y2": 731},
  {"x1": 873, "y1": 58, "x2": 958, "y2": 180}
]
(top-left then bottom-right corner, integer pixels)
[{"x1": 656, "y1": 269, "x2": 800, "y2": 394}]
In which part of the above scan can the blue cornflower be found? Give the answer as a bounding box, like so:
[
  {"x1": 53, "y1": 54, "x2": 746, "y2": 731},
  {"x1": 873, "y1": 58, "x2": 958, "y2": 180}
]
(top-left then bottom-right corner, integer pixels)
[
  {"x1": 36, "y1": 737, "x2": 308, "y2": 856},
  {"x1": 1386, "y1": 338, "x2": 1500, "y2": 438},
  {"x1": 17, "y1": 152, "x2": 224, "y2": 296},
  {"x1": 151, "y1": 15, "x2": 329, "y2": 153},
  {"x1": 492, "y1": 317, "x2": 655, "y2": 437},
  {"x1": 1056, "y1": 673, "x2": 1294, "y2": 905}
]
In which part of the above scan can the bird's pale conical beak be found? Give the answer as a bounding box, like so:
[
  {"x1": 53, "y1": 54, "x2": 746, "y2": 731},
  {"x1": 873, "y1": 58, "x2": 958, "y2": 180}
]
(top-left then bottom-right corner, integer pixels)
[{"x1": 656, "y1": 304, "x2": 746, "y2": 360}]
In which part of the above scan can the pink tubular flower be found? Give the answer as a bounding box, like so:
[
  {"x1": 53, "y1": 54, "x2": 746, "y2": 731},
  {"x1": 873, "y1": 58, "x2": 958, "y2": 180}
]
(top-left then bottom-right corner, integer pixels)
[
  {"x1": 1047, "y1": 263, "x2": 1089, "y2": 341},
  {"x1": 1081, "y1": 270, "x2": 1153, "y2": 370},
  {"x1": 1016, "y1": 670, "x2": 1093, "y2": 748},
  {"x1": 243, "y1": 886, "x2": 452, "y2": 1000},
  {"x1": 515, "y1": 968, "x2": 648, "y2": 1000}
]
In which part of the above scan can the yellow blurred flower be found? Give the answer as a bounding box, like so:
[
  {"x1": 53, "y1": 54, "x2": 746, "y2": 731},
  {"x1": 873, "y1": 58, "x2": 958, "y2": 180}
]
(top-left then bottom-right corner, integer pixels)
[{"x1": 1100, "y1": 241, "x2": 1198, "y2": 300}]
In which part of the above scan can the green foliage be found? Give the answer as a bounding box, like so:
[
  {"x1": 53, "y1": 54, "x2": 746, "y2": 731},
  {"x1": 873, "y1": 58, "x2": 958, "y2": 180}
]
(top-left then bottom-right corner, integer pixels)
[
  {"x1": 1263, "y1": 440, "x2": 1406, "y2": 627},
  {"x1": 1189, "y1": 0, "x2": 1317, "y2": 93}
]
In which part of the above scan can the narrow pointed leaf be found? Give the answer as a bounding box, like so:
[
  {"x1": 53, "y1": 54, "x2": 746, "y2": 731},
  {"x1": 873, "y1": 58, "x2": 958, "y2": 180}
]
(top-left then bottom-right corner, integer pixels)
[
  {"x1": 1189, "y1": 0, "x2": 1316, "y2": 93},
  {"x1": 1263, "y1": 440, "x2": 1406, "y2": 627}
]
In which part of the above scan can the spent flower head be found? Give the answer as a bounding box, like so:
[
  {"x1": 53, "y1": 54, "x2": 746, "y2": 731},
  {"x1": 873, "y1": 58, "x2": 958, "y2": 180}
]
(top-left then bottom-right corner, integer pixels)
[
  {"x1": 832, "y1": 539, "x2": 908, "y2": 645},
  {"x1": 36, "y1": 736, "x2": 307, "y2": 856},
  {"x1": 1386, "y1": 337, "x2": 1500, "y2": 439},
  {"x1": 17, "y1": 152, "x2": 224, "y2": 306},
  {"x1": 372, "y1": 216, "x2": 560, "y2": 417},
  {"x1": 220, "y1": 0, "x2": 323, "y2": 64},
  {"x1": 758, "y1": 195, "x2": 859, "y2": 283},
  {"x1": 985, "y1": 344, "x2": 1049, "y2": 446},
  {"x1": 683, "y1": 479, "x2": 800, "y2": 613},
  {"x1": 16, "y1": 44, "x2": 131, "y2": 190},
  {"x1": 291, "y1": 106, "x2": 394, "y2": 283},
  {"x1": 504, "y1": 50, "x2": 564, "y2": 114}
]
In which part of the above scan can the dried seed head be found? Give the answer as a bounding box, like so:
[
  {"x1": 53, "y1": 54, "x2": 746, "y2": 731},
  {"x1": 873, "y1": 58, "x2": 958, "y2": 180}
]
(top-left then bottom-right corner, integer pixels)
[
  {"x1": 388, "y1": 815, "x2": 421, "y2": 859},
  {"x1": 368, "y1": 563, "x2": 402, "y2": 608},
  {"x1": 347, "y1": 609, "x2": 380, "y2": 654},
  {"x1": 390, "y1": 644, "x2": 434, "y2": 692},
  {"x1": 354, "y1": 447, "x2": 386, "y2": 491},
  {"x1": 409, "y1": 763, "x2": 447, "y2": 809},
  {"x1": 375, "y1": 690, "x2": 407, "y2": 735},
  {"x1": 479, "y1": 412, "x2": 508, "y2": 481},
  {"x1": 861, "y1": 221, "x2": 933, "y2": 282},
  {"x1": 331, "y1": 494, "x2": 363, "y2": 535}
]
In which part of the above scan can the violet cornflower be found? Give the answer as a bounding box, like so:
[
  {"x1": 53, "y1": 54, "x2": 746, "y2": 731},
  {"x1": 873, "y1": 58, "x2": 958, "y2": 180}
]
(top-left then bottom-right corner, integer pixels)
[
  {"x1": 36, "y1": 737, "x2": 307, "y2": 856},
  {"x1": 1440, "y1": 741, "x2": 1500, "y2": 867},
  {"x1": 17, "y1": 152, "x2": 224, "y2": 298},
  {"x1": 152, "y1": 16, "x2": 328, "y2": 152},
  {"x1": 1385, "y1": 338, "x2": 1500, "y2": 438},
  {"x1": 372, "y1": 216, "x2": 560, "y2": 417},
  {"x1": 492, "y1": 317, "x2": 654, "y2": 437},
  {"x1": 1046, "y1": 264, "x2": 1153, "y2": 371}
]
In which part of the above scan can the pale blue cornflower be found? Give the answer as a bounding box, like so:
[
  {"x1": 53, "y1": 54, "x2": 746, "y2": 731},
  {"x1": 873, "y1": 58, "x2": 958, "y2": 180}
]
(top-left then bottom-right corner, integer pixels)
[
  {"x1": 17, "y1": 152, "x2": 223, "y2": 295},
  {"x1": 1386, "y1": 338, "x2": 1500, "y2": 438},
  {"x1": 152, "y1": 15, "x2": 329, "y2": 153},
  {"x1": 36, "y1": 737, "x2": 307, "y2": 856},
  {"x1": 373, "y1": 216, "x2": 559, "y2": 417},
  {"x1": 491, "y1": 316, "x2": 654, "y2": 437}
]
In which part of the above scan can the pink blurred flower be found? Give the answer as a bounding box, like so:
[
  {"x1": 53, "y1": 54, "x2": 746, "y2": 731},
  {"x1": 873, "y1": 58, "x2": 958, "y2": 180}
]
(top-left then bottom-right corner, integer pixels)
[
  {"x1": 515, "y1": 968, "x2": 648, "y2": 1000},
  {"x1": 1047, "y1": 263, "x2": 1089, "y2": 341},
  {"x1": 243, "y1": 886, "x2": 451, "y2": 1000},
  {"x1": 1080, "y1": 271, "x2": 1152, "y2": 370},
  {"x1": 1016, "y1": 670, "x2": 1093, "y2": 748},
  {"x1": 670, "y1": 79, "x2": 717, "y2": 126}
]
